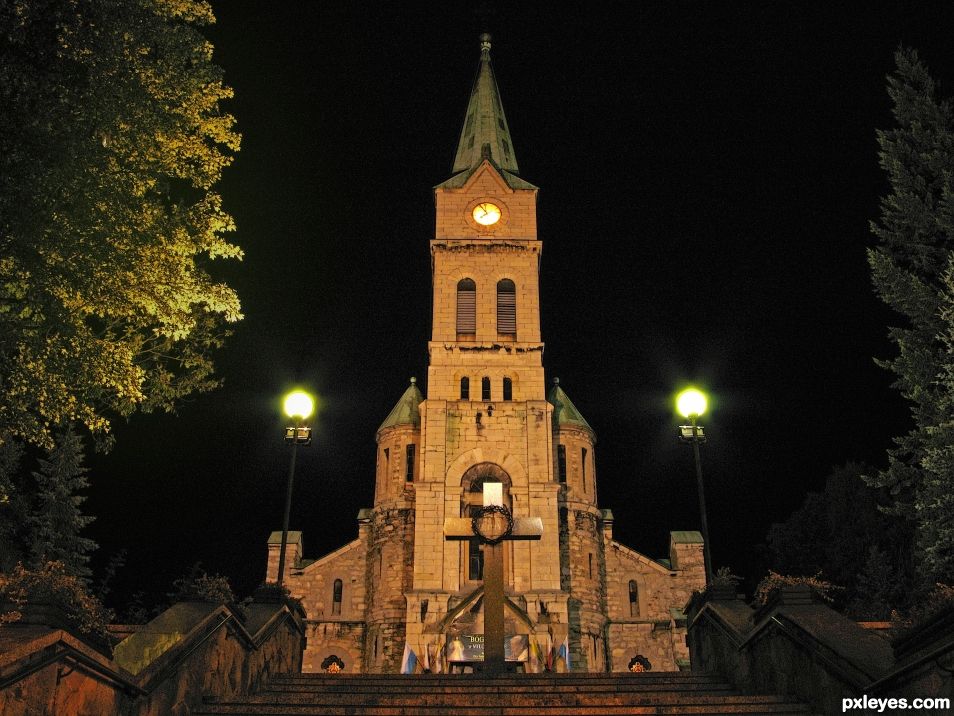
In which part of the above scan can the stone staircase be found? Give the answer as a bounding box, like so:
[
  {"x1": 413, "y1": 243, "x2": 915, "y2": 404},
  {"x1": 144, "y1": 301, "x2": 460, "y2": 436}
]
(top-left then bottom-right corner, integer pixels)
[{"x1": 195, "y1": 672, "x2": 813, "y2": 715}]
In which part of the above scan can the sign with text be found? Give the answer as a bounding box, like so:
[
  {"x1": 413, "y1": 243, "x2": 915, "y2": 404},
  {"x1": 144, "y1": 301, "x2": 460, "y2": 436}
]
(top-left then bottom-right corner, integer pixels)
[{"x1": 446, "y1": 634, "x2": 529, "y2": 662}]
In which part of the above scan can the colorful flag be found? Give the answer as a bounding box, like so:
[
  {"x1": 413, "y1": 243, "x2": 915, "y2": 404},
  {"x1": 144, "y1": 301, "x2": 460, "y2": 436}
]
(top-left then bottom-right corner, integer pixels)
[
  {"x1": 400, "y1": 642, "x2": 418, "y2": 674},
  {"x1": 529, "y1": 638, "x2": 545, "y2": 673},
  {"x1": 557, "y1": 635, "x2": 570, "y2": 671},
  {"x1": 545, "y1": 632, "x2": 554, "y2": 672},
  {"x1": 421, "y1": 639, "x2": 430, "y2": 672},
  {"x1": 433, "y1": 642, "x2": 444, "y2": 674}
]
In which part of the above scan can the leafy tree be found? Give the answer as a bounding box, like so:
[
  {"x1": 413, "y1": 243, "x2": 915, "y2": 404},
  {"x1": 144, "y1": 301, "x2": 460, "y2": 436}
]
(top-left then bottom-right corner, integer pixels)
[
  {"x1": 0, "y1": 0, "x2": 242, "y2": 450},
  {"x1": 28, "y1": 426, "x2": 97, "y2": 578},
  {"x1": 866, "y1": 48, "x2": 954, "y2": 584},
  {"x1": 766, "y1": 463, "x2": 913, "y2": 618}
]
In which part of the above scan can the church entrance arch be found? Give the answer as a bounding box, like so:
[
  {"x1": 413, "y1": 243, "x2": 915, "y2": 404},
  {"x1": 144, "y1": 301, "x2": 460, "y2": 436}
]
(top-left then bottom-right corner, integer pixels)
[{"x1": 459, "y1": 462, "x2": 513, "y2": 586}]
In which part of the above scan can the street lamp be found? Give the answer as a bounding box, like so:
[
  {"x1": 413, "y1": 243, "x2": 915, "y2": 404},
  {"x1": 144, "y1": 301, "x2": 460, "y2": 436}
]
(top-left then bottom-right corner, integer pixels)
[
  {"x1": 676, "y1": 387, "x2": 713, "y2": 586},
  {"x1": 276, "y1": 389, "x2": 314, "y2": 589}
]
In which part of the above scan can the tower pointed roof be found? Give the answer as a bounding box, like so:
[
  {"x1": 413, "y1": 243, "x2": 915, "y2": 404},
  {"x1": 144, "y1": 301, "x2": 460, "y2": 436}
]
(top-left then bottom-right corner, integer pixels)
[
  {"x1": 451, "y1": 33, "x2": 519, "y2": 175},
  {"x1": 378, "y1": 378, "x2": 424, "y2": 432},
  {"x1": 547, "y1": 378, "x2": 595, "y2": 434}
]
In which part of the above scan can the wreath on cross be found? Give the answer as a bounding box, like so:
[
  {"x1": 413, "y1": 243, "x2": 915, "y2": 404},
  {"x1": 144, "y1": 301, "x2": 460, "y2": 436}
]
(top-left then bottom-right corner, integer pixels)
[
  {"x1": 471, "y1": 504, "x2": 514, "y2": 545},
  {"x1": 321, "y1": 655, "x2": 345, "y2": 673},
  {"x1": 628, "y1": 654, "x2": 652, "y2": 672}
]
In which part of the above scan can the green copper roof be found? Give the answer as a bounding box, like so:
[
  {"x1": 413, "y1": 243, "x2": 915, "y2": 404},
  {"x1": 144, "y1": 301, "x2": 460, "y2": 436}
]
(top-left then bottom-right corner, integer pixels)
[
  {"x1": 451, "y1": 34, "x2": 520, "y2": 175},
  {"x1": 671, "y1": 530, "x2": 704, "y2": 544},
  {"x1": 435, "y1": 151, "x2": 538, "y2": 192},
  {"x1": 378, "y1": 377, "x2": 423, "y2": 431},
  {"x1": 547, "y1": 378, "x2": 593, "y2": 432}
]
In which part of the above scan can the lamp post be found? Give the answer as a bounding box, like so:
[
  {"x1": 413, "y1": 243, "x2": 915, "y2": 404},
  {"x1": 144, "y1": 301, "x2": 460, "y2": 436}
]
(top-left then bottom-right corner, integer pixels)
[
  {"x1": 276, "y1": 390, "x2": 314, "y2": 589},
  {"x1": 676, "y1": 387, "x2": 713, "y2": 586}
]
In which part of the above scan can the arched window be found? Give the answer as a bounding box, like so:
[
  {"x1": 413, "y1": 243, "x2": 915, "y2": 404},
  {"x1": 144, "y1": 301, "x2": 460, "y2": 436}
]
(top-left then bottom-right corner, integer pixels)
[
  {"x1": 457, "y1": 279, "x2": 476, "y2": 336},
  {"x1": 502, "y1": 377, "x2": 512, "y2": 401},
  {"x1": 496, "y1": 279, "x2": 516, "y2": 335},
  {"x1": 332, "y1": 578, "x2": 343, "y2": 615},
  {"x1": 629, "y1": 580, "x2": 639, "y2": 617},
  {"x1": 460, "y1": 463, "x2": 512, "y2": 581},
  {"x1": 481, "y1": 376, "x2": 491, "y2": 401},
  {"x1": 460, "y1": 377, "x2": 470, "y2": 400}
]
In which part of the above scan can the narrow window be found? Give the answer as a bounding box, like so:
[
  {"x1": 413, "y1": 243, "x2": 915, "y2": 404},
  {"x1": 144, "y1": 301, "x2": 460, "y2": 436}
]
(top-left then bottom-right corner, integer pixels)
[
  {"x1": 481, "y1": 376, "x2": 491, "y2": 401},
  {"x1": 332, "y1": 579, "x2": 342, "y2": 615},
  {"x1": 557, "y1": 445, "x2": 566, "y2": 483},
  {"x1": 460, "y1": 377, "x2": 470, "y2": 400},
  {"x1": 456, "y1": 279, "x2": 476, "y2": 336},
  {"x1": 629, "y1": 580, "x2": 639, "y2": 617},
  {"x1": 581, "y1": 447, "x2": 588, "y2": 494},
  {"x1": 502, "y1": 377, "x2": 512, "y2": 401},
  {"x1": 468, "y1": 539, "x2": 484, "y2": 580},
  {"x1": 496, "y1": 279, "x2": 516, "y2": 335},
  {"x1": 383, "y1": 448, "x2": 389, "y2": 477},
  {"x1": 588, "y1": 553, "x2": 593, "y2": 579},
  {"x1": 405, "y1": 444, "x2": 415, "y2": 482}
]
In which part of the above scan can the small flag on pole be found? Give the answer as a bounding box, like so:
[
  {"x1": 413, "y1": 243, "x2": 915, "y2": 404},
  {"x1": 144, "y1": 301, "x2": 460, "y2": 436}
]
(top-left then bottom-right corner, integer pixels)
[{"x1": 400, "y1": 642, "x2": 418, "y2": 674}]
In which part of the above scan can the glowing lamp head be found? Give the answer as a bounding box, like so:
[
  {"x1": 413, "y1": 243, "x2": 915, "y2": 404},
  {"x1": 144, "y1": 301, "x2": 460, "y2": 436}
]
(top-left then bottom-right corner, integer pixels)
[
  {"x1": 676, "y1": 388, "x2": 707, "y2": 418},
  {"x1": 283, "y1": 390, "x2": 315, "y2": 420}
]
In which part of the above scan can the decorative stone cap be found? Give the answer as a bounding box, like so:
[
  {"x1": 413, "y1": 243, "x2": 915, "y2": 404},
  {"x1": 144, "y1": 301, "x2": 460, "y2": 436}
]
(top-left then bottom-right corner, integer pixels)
[
  {"x1": 267, "y1": 530, "x2": 302, "y2": 545},
  {"x1": 670, "y1": 530, "x2": 704, "y2": 544}
]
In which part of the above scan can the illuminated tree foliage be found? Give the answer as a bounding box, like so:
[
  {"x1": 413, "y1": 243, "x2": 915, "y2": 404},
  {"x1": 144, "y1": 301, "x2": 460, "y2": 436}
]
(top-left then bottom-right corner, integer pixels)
[
  {"x1": 867, "y1": 48, "x2": 954, "y2": 584},
  {"x1": 0, "y1": 0, "x2": 242, "y2": 449}
]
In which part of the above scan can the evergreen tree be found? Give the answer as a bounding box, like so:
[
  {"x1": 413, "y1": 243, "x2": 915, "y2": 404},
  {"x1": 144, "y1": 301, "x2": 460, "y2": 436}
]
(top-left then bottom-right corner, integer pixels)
[
  {"x1": 0, "y1": 439, "x2": 29, "y2": 571},
  {"x1": 766, "y1": 463, "x2": 913, "y2": 617},
  {"x1": 28, "y1": 426, "x2": 97, "y2": 578},
  {"x1": 866, "y1": 48, "x2": 954, "y2": 584}
]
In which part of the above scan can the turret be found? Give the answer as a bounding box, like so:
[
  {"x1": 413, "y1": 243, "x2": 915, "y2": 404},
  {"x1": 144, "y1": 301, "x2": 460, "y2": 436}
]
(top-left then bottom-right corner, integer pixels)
[{"x1": 374, "y1": 377, "x2": 423, "y2": 505}]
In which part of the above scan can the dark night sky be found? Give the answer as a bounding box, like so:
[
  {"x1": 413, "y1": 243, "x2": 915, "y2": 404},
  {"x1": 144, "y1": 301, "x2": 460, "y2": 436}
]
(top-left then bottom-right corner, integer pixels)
[{"x1": 83, "y1": 2, "x2": 954, "y2": 607}]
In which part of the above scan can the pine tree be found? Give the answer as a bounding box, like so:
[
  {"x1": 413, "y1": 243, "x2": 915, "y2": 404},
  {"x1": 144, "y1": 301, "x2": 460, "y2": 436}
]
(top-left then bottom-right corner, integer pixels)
[
  {"x1": 866, "y1": 48, "x2": 954, "y2": 584},
  {"x1": 28, "y1": 426, "x2": 98, "y2": 578},
  {"x1": 0, "y1": 439, "x2": 29, "y2": 571}
]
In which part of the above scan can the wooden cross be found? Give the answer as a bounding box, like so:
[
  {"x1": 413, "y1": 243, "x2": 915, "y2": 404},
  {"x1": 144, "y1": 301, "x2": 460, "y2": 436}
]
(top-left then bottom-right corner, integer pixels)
[{"x1": 444, "y1": 482, "x2": 542, "y2": 674}]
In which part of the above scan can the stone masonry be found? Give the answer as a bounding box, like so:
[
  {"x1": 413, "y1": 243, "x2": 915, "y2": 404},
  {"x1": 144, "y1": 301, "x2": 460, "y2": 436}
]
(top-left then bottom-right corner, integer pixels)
[{"x1": 265, "y1": 35, "x2": 705, "y2": 674}]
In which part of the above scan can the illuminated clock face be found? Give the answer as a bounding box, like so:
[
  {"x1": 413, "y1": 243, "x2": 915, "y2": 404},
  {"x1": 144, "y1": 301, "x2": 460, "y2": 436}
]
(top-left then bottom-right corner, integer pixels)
[{"x1": 472, "y1": 202, "x2": 501, "y2": 226}]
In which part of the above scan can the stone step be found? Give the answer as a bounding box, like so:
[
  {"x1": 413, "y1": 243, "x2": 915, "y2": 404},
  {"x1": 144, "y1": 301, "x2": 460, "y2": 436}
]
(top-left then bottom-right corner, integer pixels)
[
  {"x1": 196, "y1": 703, "x2": 812, "y2": 716},
  {"x1": 208, "y1": 693, "x2": 808, "y2": 708},
  {"x1": 196, "y1": 672, "x2": 813, "y2": 715},
  {"x1": 264, "y1": 683, "x2": 736, "y2": 695},
  {"x1": 266, "y1": 675, "x2": 732, "y2": 689}
]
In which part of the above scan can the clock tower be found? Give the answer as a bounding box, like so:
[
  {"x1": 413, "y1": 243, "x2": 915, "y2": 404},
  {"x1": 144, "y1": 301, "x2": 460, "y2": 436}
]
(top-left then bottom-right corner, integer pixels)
[{"x1": 266, "y1": 34, "x2": 706, "y2": 675}]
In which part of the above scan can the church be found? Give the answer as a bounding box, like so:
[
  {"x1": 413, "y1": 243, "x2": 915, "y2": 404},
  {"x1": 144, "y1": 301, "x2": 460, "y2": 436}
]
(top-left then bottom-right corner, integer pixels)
[{"x1": 265, "y1": 34, "x2": 705, "y2": 674}]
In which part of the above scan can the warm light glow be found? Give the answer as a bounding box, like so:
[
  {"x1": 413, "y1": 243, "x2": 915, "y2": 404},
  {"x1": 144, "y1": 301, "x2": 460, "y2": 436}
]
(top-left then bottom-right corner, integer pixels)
[
  {"x1": 677, "y1": 388, "x2": 707, "y2": 418},
  {"x1": 483, "y1": 482, "x2": 503, "y2": 507},
  {"x1": 283, "y1": 390, "x2": 315, "y2": 420},
  {"x1": 472, "y1": 202, "x2": 501, "y2": 226}
]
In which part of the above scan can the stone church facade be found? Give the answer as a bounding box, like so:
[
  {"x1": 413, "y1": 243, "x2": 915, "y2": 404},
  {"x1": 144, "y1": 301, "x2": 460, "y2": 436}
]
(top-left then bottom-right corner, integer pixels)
[{"x1": 265, "y1": 35, "x2": 705, "y2": 674}]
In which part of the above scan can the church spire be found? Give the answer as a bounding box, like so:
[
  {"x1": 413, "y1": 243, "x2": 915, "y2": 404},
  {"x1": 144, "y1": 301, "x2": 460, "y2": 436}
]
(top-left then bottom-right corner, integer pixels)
[{"x1": 451, "y1": 33, "x2": 520, "y2": 174}]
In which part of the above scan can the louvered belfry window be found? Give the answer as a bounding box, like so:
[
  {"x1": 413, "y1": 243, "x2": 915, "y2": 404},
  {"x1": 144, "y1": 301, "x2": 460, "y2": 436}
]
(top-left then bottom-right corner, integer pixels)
[
  {"x1": 457, "y1": 279, "x2": 476, "y2": 336},
  {"x1": 497, "y1": 279, "x2": 516, "y2": 335}
]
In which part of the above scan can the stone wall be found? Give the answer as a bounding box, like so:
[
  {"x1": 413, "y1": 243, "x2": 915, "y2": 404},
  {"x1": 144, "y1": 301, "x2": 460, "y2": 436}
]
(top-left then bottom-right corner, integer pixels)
[
  {"x1": 686, "y1": 586, "x2": 954, "y2": 714},
  {"x1": 602, "y1": 533, "x2": 705, "y2": 672},
  {"x1": 0, "y1": 599, "x2": 304, "y2": 716},
  {"x1": 364, "y1": 505, "x2": 414, "y2": 673},
  {"x1": 270, "y1": 528, "x2": 368, "y2": 673}
]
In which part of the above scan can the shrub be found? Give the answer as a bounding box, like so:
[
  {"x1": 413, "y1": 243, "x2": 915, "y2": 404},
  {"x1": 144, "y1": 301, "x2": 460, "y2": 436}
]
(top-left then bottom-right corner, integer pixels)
[
  {"x1": 0, "y1": 561, "x2": 113, "y2": 648},
  {"x1": 755, "y1": 570, "x2": 840, "y2": 605}
]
